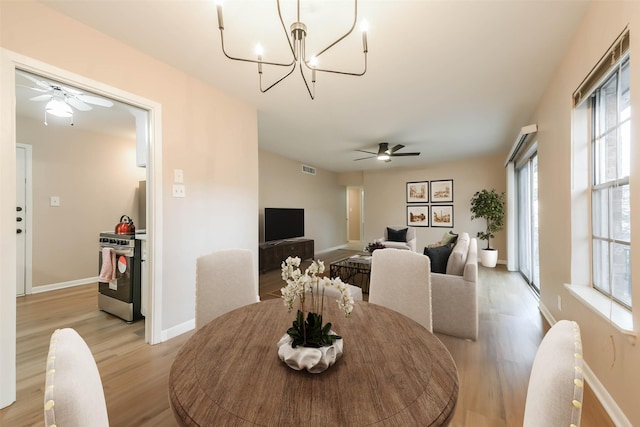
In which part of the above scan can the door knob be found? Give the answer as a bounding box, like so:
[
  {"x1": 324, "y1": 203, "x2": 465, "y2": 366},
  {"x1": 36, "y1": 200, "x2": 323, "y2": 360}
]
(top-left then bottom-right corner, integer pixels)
[{"x1": 16, "y1": 229, "x2": 23, "y2": 234}]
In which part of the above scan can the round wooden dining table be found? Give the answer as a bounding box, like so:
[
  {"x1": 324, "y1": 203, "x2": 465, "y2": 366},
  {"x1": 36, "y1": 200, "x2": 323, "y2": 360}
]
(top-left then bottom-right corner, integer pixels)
[{"x1": 169, "y1": 298, "x2": 459, "y2": 426}]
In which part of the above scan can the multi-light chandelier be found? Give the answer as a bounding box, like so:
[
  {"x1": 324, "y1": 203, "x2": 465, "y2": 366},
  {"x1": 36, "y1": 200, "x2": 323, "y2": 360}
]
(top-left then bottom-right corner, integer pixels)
[{"x1": 215, "y1": 0, "x2": 368, "y2": 99}]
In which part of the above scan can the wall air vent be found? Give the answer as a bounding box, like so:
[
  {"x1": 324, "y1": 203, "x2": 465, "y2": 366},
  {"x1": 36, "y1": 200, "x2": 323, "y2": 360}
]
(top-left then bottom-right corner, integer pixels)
[{"x1": 301, "y1": 164, "x2": 316, "y2": 175}]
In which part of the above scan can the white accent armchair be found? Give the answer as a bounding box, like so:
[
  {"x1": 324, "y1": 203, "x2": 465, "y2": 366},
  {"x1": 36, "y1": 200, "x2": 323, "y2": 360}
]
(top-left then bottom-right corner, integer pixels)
[{"x1": 376, "y1": 226, "x2": 417, "y2": 252}]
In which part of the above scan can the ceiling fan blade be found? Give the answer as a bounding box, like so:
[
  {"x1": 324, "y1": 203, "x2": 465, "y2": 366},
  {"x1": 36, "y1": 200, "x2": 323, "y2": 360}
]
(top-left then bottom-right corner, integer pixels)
[
  {"x1": 17, "y1": 71, "x2": 51, "y2": 90},
  {"x1": 17, "y1": 84, "x2": 49, "y2": 93},
  {"x1": 60, "y1": 85, "x2": 83, "y2": 95},
  {"x1": 355, "y1": 149, "x2": 377, "y2": 155},
  {"x1": 354, "y1": 155, "x2": 376, "y2": 161},
  {"x1": 389, "y1": 152, "x2": 421, "y2": 157},
  {"x1": 29, "y1": 94, "x2": 51, "y2": 102},
  {"x1": 67, "y1": 97, "x2": 92, "y2": 111},
  {"x1": 76, "y1": 94, "x2": 114, "y2": 107},
  {"x1": 389, "y1": 144, "x2": 405, "y2": 153}
]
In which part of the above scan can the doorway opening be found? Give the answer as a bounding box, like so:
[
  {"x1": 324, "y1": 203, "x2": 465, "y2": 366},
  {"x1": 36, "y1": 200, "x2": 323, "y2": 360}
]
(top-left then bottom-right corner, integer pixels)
[
  {"x1": 1, "y1": 50, "x2": 163, "y2": 409},
  {"x1": 15, "y1": 70, "x2": 148, "y2": 303},
  {"x1": 346, "y1": 186, "x2": 364, "y2": 251}
]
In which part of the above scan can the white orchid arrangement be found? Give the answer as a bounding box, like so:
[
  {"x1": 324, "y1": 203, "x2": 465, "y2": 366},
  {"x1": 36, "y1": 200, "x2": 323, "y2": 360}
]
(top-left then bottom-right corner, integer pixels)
[{"x1": 280, "y1": 256, "x2": 354, "y2": 348}]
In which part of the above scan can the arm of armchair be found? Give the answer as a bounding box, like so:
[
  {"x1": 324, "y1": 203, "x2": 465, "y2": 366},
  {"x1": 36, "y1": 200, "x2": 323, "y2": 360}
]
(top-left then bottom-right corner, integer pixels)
[{"x1": 431, "y1": 272, "x2": 478, "y2": 340}]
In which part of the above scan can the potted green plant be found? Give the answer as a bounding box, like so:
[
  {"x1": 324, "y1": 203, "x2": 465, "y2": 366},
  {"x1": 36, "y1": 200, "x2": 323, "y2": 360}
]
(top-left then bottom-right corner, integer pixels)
[{"x1": 470, "y1": 189, "x2": 505, "y2": 267}]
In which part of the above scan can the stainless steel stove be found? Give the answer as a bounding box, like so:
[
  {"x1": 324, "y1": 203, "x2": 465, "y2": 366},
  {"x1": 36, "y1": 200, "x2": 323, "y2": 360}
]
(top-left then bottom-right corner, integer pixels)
[{"x1": 98, "y1": 232, "x2": 143, "y2": 322}]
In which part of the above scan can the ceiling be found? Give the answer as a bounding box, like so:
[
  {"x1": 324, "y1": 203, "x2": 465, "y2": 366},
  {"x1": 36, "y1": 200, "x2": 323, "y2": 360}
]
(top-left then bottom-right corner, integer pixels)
[
  {"x1": 21, "y1": 0, "x2": 590, "y2": 172},
  {"x1": 16, "y1": 70, "x2": 139, "y2": 139}
]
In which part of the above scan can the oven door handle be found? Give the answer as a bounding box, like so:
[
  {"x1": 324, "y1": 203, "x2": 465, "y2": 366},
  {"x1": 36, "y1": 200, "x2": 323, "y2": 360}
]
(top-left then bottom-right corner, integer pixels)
[
  {"x1": 101, "y1": 246, "x2": 134, "y2": 257},
  {"x1": 114, "y1": 248, "x2": 134, "y2": 257}
]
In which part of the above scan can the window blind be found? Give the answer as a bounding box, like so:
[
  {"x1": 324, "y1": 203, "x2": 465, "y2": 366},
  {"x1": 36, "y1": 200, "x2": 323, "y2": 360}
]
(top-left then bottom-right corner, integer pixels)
[{"x1": 573, "y1": 27, "x2": 629, "y2": 107}]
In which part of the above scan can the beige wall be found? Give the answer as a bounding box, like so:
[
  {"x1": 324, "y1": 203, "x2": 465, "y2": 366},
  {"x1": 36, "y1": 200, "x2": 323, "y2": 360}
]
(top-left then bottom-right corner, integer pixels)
[
  {"x1": 259, "y1": 149, "x2": 346, "y2": 251},
  {"x1": 17, "y1": 115, "x2": 143, "y2": 286},
  {"x1": 259, "y1": 151, "x2": 506, "y2": 256},
  {"x1": 531, "y1": 1, "x2": 640, "y2": 423},
  {"x1": 1, "y1": 2, "x2": 259, "y2": 333},
  {"x1": 362, "y1": 155, "x2": 506, "y2": 255}
]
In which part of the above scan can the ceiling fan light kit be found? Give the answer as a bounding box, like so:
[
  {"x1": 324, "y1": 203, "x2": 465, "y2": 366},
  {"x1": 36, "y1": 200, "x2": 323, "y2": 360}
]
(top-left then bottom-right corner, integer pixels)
[
  {"x1": 355, "y1": 142, "x2": 421, "y2": 163},
  {"x1": 44, "y1": 97, "x2": 74, "y2": 126},
  {"x1": 215, "y1": 0, "x2": 368, "y2": 99},
  {"x1": 45, "y1": 98, "x2": 73, "y2": 118}
]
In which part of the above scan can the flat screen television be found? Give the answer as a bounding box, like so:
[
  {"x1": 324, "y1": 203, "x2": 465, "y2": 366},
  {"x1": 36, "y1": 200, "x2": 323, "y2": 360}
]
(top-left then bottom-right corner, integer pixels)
[{"x1": 264, "y1": 208, "x2": 304, "y2": 242}]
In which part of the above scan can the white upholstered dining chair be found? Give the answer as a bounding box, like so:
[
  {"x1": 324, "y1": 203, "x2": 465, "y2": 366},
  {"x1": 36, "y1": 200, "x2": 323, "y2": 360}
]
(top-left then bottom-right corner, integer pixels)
[
  {"x1": 44, "y1": 328, "x2": 109, "y2": 427},
  {"x1": 196, "y1": 248, "x2": 259, "y2": 330},
  {"x1": 523, "y1": 320, "x2": 584, "y2": 427},
  {"x1": 368, "y1": 248, "x2": 432, "y2": 331}
]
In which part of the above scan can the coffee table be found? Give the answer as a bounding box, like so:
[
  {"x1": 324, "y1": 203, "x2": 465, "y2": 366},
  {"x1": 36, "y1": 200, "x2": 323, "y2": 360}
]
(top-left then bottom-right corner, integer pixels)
[{"x1": 330, "y1": 254, "x2": 372, "y2": 293}]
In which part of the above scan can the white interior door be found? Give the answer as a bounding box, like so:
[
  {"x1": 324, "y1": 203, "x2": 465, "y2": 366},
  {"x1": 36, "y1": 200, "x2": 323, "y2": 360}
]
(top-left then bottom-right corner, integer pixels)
[{"x1": 15, "y1": 145, "x2": 28, "y2": 296}]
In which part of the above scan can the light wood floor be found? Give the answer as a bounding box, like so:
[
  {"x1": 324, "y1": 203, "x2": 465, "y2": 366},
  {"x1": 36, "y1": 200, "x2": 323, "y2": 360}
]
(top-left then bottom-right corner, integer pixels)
[{"x1": 1, "y1": 249, "x2": 614, "y2": 426}]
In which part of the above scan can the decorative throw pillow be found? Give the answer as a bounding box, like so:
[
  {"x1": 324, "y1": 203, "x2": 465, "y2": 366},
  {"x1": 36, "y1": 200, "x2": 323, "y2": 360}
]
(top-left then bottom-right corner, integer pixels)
[
  {"x1": 441, "y1": 231, "x2": 458, "y2": 246},
  {"x1": 387, "y1": 227, "x2": 408, "y2": 242},
  {"x1": 423, "y1": 243, "x2": 453, "y2": 274},
  {"x1": 446, "y1": 235, "x2": 469, "y2": 276}
]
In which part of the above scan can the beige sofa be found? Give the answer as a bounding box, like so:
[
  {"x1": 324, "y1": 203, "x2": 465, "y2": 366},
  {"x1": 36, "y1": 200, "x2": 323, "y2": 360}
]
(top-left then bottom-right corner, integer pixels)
[{"x1": 430, "y1": 232, "x2": 478, "y2": 340}]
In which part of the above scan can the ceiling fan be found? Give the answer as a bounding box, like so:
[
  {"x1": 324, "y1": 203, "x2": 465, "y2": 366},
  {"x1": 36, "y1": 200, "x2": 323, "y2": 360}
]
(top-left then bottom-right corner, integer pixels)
[
  {"x1": 354, "y1": 142, "x2": 420, "y2": 162},
  {"x1": 17, "y1": 71, "x2": 114, "y2": 124}
]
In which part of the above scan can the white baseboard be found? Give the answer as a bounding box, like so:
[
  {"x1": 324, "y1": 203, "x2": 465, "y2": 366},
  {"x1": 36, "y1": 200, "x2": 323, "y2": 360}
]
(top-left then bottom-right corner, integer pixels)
[
  {"x1": 30, "y1": 277, "x2": 98, "y2": 294},
  {"x1": 582, "y1": 363, "x2": 632, "y2": 426},
  {"x1": 538, "y1": 302, "x2": 631, "y2": 426},
  {"x1": 162, "y1": 319, "x2": 195, "y2": 342},
  {"x1": 538, "y1": 301, "x2": 556, "y2": 325}
]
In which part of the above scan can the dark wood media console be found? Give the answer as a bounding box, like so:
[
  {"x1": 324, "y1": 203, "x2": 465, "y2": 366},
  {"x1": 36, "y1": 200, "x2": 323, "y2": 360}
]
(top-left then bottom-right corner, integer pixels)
[{"x1": 259, "y1": 239, "x2": 314, "y2": 273}]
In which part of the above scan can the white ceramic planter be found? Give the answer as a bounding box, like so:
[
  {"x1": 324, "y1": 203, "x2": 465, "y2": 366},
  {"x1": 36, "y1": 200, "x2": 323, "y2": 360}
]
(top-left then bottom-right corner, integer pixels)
[
  {"x1": 277, "y1": 333, "x2": 343, "y2": 374},
  {"x1": 480, "y1": 248, "x2": 498, "y2": 268}
]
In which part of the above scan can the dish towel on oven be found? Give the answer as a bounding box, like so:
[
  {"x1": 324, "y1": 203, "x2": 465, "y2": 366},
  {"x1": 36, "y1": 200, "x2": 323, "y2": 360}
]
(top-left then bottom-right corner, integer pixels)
[{"x1": 99, "y1": 247, "x2": 117, "y2": 282}]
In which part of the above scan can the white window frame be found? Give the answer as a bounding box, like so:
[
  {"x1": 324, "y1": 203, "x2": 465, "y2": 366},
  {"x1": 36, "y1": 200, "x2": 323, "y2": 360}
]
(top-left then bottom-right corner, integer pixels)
[
  {"x1": 590, "y1": 56, "x2": 631, "y2": 309},
  {"x1": 516, "y1": 152, "x2": 540, "y2": 293},
  {"x1": 568, "y1": 43, "x2": 634, "y2": 336}
]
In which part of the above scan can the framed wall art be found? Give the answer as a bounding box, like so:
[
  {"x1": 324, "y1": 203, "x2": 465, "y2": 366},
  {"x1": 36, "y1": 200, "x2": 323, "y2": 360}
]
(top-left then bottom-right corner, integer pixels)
[
  {"x1": 430, "y1": 179, "x2": 453, "y2": 203},
  {"x1": 406, "y1": 181, "x2": 429, "y2": 203},
  {"x1": 407, "y1": 205, "x2": 429, "y2": 227},
  {"x1": 431, "y1": 205, "x2": 454, "y2": 228}
]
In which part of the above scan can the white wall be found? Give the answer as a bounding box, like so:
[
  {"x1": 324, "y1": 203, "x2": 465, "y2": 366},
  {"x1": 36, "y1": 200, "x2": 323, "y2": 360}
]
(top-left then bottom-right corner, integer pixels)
[
  {"x1": 1, "y1": 1, "x2": 258, "y2": 407},
  {"x1": 360, "y1": 155, "x2": 506, "y2": 255},
  {"x1": 17, "y1": 115, "x2": 144, "y2": 286},
  {"x1": 259, "y1": 149, "x2": 346, "y2": 251},
  {"x1": 530, "y1": 2, "x2": 640, "y2": 423}
]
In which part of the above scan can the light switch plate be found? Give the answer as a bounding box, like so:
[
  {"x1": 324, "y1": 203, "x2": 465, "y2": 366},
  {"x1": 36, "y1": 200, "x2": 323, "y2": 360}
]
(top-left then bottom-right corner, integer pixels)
[
  {"x1": 50, "y1": 196, "x2": 60, "y2": 207},
  {"x1": 174, "y1": 169, "x2": 184, "y2": 184}
]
